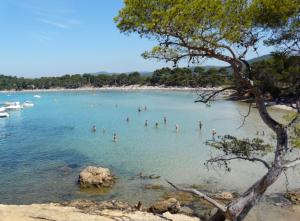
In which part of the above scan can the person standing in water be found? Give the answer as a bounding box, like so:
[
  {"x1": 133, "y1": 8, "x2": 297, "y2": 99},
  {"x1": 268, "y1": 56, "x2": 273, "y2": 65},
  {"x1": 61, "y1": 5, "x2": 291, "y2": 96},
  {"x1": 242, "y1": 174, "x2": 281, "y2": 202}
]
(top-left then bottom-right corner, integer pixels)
[
  {"x1": 126, "y1": 117, "x2": 130, "y2": 123},
  {"x1": 175, "y1": 124, "x2": 180, "y2": 133},
  {"x1": 113, "y1": 133, "x2": 118, "y2": 142},
  {"x1": 199, "y1": 121, "x2": 202, "y2": 130},
  {"x1": 145, "y1": 120, "x2": 148, "y2": 127},
  {"x1": 91, "y1": 125, "x2": 96, "y2": 133},
  {"x1": 138, "y1": 107, "x2": 141, "y2": 112},
  {"x1": 212, "y1": 129, "x2": 217, "y2": 140},
  {"x1": 155, "y1": 122, "x2": 159, "y2": 128},
  {"x1": 164, "y1": 116, "x2": 167, "y2": 125}
]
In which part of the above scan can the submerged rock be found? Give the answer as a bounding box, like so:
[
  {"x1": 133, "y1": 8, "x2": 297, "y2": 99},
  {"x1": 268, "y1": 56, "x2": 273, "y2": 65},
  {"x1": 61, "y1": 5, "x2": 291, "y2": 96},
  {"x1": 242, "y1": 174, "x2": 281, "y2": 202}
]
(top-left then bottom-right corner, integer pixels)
[
  {"x1": 78, "y1": 166, "x2": 116, "y2": 189},
  {"x1": 148, "y1": 198, "x2": 180, "y2": 214},
  {"x1": 285, "y1": 191, "x2": 300, "y2": 205}
]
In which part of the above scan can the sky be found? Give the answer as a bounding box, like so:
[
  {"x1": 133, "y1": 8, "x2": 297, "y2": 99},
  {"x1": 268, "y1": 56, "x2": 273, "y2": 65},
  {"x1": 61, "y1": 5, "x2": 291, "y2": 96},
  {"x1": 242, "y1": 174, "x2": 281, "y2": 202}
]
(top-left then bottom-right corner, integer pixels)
[{"x1": 0, "y1": 0, "x2": 274, "y2": 77}]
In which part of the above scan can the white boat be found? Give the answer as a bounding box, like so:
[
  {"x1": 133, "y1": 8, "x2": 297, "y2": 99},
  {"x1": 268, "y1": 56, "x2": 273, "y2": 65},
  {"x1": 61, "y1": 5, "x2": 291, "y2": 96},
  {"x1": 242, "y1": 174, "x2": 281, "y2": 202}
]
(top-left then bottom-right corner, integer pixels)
[
  {"x1": 33, "y1": 95, "x2": 41, "y2": 98},
  {"x1": 0, "y1": 112, "x2": 9, "y2": 118},
  {"x1": 5, "y1": 101, "x2": 23, "y2": 110},
  {"x1": 0, "y1": 107, "x2": 9, "y2": 118},
  {"x1": 23, "y1": 101, "x2": 34, "y2": 107}
]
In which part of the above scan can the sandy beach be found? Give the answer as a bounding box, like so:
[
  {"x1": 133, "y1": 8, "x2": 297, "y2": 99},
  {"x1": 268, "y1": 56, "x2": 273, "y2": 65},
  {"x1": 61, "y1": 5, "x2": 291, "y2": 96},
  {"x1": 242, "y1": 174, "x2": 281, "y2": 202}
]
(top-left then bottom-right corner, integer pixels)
[{"x1": 0, "y1": 85, "x2": 224, "y2": 93}]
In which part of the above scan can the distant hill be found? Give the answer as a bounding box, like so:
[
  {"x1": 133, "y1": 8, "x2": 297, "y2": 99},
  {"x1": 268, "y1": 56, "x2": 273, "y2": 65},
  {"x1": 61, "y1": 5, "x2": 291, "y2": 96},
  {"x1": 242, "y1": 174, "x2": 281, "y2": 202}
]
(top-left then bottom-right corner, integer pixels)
[{"x1": 93, "y1": 54, "x2": 271, "y2": 76}]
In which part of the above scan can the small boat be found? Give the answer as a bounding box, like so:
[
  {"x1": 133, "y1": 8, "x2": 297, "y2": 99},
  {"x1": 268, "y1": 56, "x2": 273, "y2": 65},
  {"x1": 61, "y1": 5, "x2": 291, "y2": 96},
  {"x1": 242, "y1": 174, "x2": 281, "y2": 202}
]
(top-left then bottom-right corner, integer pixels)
[
  {"x1": 23, "y1": 101, "x2": 34, "y2": 107},
  {"x1": 33, "y1": 95, "x2": 41, "y2": 98},
  {"x1": 5, "y1": 101, "x2": 23, "y2": 110},
  {"x1": 0, "y1": 107, "x2": 9, "y2": 118},
  {"x1": 0, "y1": 112, "x2": 9, "y2": 118}
]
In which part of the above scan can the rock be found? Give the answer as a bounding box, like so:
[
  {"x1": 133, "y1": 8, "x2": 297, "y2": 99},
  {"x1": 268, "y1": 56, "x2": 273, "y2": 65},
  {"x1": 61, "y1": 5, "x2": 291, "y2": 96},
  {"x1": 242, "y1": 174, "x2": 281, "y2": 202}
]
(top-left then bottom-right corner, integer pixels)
[
  {"x1": 148, "y1": 198, "x2": 180, "y2": 214},
  {"x1": 214, "y1": 192, "x2": 236, "y2": 201},
  {"x1": 285, "y1": 191, "x2": 300, "y2": 205},
  {"x1": 210, "y1": 207, "x2": 218, "y2": 217},
  {"x1": 78, "y1": 166, "x2": 116, "y2": 189},
  {"x1": 63, "y1": 200, "x2": 133, "y2": 212},
  {"x1": 144, "y1": 184, "x2": 165, "y2": 190},
  {"x1": 179, "y1": 206, "x2": 195, "y2": 216}
]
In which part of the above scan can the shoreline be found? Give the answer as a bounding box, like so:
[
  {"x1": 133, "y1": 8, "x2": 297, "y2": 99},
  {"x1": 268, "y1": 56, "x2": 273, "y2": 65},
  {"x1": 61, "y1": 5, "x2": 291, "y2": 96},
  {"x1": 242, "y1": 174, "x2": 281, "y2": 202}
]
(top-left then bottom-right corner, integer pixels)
[{"x1": 0, "y1": 85, "x2": 224, "y2": 93}]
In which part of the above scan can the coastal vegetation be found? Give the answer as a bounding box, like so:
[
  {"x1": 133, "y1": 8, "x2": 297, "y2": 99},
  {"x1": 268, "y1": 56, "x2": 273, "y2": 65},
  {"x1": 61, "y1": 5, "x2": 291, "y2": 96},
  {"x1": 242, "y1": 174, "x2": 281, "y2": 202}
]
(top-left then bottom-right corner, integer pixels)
[
  {"x1": 0, "y1": 66, "x2": 231, "y2": 90},
  {"x1": 115, "y1": 0, "x2": 300, "y2": 221},
  {"x1": 0, "y1": 54, "x2": 299, "y2": 94}
]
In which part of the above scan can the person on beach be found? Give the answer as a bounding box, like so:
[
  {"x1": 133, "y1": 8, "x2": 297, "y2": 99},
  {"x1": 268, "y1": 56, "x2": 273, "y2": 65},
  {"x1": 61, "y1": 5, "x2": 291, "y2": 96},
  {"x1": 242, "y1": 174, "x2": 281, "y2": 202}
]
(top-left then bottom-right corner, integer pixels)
[
  {"x1": 91, "y1": 125, "x2": 96, "y2": 133},
  {"x1": 126, "y1": 117, "x2": 130, "y2": 123},
  {"x1": 256, "y1": 131, "x2": 259, "y2": 136},
  {"x1": 175, "y1": 124, "x2": 180, "y2": 133},
  {"x1": 199, "y1": 121, "x2": 202, "y2": 130},
  {"x1": 262, "y1": 130, "x2": 265, "y2": 136},
  {"x1": 164, "y1": 116, "x2": 167, "y2": 124},
  {"x1": 113, "y1": 133, "x2": 118, "y2": 142},
  {"x1": 155, "y1": 122, "x2": 159, "y2": 128},
  {"x1": 212, "y1": 129, "x2": 217, "y2": 140},
  {"x1": 145, "y1": 120, "x2": 148, "y2": 127}
]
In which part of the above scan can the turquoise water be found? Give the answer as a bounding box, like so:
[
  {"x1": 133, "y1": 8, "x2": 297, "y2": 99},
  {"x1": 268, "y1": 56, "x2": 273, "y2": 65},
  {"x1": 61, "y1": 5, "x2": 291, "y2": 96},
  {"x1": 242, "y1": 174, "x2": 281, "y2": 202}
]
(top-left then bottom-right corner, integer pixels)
[{"x1": 0, "y1": 91, "x2": 298, "y2": 205}]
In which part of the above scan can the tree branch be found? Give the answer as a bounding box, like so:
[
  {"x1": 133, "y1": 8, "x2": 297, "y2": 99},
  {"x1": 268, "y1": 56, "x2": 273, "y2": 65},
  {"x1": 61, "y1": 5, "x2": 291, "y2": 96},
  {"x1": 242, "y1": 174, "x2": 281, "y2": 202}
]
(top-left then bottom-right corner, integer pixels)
[
  {"x1": 166, "y1": 180, "x2": 227, "y2": 213},
  {"x1": 237, "y1": 103, "x2": 253, "y2": 129},
  {"x1": 207, "y1": 156, "x2": 271, "y2": 170},
  {"x1": 283, "y1": 158, "x2": 300, "y2": 169},
  {"x1": 194, "y1": 86, "x2": 236, "y2": 103}
]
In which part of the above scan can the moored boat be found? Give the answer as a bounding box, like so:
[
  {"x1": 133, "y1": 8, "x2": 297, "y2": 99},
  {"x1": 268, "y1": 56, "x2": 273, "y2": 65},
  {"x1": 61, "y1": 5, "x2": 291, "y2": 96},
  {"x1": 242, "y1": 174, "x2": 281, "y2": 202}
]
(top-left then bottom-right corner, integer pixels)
[
  {"x1": 5, "y1": 101, "x2": 23, "y2": 110},
  {"x1": 23, "y1": 101, "x2": 34, "y2": 107}
]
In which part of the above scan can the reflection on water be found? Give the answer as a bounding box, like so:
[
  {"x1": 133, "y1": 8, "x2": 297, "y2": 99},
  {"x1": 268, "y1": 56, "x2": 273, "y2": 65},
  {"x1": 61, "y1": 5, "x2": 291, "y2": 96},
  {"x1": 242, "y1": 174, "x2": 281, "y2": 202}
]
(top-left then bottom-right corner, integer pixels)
[{"x1": 0, "y1": 91, "x2": 298, "y2": 204}]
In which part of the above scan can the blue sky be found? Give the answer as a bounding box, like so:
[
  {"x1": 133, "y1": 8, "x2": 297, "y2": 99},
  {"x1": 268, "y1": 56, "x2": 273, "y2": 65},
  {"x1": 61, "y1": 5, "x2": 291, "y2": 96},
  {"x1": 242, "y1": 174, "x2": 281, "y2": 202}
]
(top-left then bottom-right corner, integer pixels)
[{"x1": 0, "y1": 0, "x2": 273, "y2": 77}]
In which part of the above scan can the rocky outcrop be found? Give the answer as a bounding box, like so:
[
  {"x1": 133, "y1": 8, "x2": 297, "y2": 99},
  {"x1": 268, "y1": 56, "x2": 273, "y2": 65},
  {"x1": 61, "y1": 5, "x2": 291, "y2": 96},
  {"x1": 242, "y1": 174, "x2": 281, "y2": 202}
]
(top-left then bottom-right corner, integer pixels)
[
  {"x1": 0, "y1": 203, "x2": 201, "y2": 221},
  {"x1": 78, "y1": 166, "x2": 116, "y2": 189},
  {"x1": 148, "y1": 198, "x2": 180, "y2": 214}
]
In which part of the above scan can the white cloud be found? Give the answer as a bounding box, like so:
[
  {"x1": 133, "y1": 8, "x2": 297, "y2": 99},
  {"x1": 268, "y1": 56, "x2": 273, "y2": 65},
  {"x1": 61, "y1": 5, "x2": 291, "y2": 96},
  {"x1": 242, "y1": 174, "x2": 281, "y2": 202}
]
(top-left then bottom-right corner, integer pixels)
[{"x1": 38, "y1": 19, "x2": 70, "y2": 29}]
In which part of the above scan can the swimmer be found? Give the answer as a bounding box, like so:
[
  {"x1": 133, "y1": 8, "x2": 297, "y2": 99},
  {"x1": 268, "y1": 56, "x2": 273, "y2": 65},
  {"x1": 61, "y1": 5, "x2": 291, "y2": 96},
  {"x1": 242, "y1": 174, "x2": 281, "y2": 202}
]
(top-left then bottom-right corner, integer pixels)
[
  {"x1": 113, "y1": 133, "x2": 118, "y2": 142},
  {"x1": 91, "y1": 125, "x2": 96, "y2": 133},
  {"x1": 145, "y1": 120, "x2": 148, "y2": 127},
  {"x1": 164, "y1": 116, "x2": 167, "y2": 124},
  {"x1": 175, "y1": 124, "x2": 180, "y2": 133}
]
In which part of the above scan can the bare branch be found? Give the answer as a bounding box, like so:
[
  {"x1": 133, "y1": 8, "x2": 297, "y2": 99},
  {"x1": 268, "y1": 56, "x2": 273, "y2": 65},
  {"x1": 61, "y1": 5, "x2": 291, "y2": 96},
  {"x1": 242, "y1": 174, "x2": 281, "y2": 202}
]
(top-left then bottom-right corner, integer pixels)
[
  {"x1": 207, "y1": 156, "x2": 271, "y2": 170},
  {"x1": 195, "y1": 86, "x2": 236, "y2": 103},
  {"x1": 237, "y1": 103, "x2": 253, "y2": 129},
  {"x1": 166, "y1": 180, "x2": 227, "y2": 213},
  {"x1": 283, "y1": 158, "x2": 300, "y2": 169}
]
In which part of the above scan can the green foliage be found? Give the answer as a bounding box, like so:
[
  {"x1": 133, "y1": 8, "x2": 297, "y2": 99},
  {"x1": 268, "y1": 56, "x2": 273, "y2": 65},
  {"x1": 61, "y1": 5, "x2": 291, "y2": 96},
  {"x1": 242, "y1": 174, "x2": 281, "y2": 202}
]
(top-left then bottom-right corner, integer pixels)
[
  {"x1": 251, "y1": 0, "x2": 300, "y2": 54},
  {"x1": 251, "y1": 54, "x2": 300, "y2": 99},
  {"x1": 0, "y1": 67, "x2": 231, "y2": 91},
  {"x1": 207, "y1": 135, "x2": 272, "y2": 158}
]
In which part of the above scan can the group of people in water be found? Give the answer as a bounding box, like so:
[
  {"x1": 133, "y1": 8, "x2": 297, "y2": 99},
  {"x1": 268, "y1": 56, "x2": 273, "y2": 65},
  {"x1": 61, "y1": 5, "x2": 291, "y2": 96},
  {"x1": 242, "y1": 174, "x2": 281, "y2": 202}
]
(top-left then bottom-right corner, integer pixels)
[{"x1": 90, "y1": 104, "x2": 220, "y2": 142}]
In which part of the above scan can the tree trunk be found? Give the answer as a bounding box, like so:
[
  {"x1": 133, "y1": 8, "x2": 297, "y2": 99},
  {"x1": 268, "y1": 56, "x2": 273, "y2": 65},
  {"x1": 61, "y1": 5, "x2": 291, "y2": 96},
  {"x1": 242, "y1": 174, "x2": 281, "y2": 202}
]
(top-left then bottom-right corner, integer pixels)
[{"x1": 207, "y1": 66, "x2": 289, "y2": 221}]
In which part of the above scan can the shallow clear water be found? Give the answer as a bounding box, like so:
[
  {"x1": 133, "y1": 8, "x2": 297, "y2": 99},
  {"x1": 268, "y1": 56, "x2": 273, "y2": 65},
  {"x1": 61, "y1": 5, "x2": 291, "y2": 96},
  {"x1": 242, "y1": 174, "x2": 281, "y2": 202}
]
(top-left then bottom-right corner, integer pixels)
[{"x1": 0, "y1": 90, "x2": 298, "y2": 205}]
